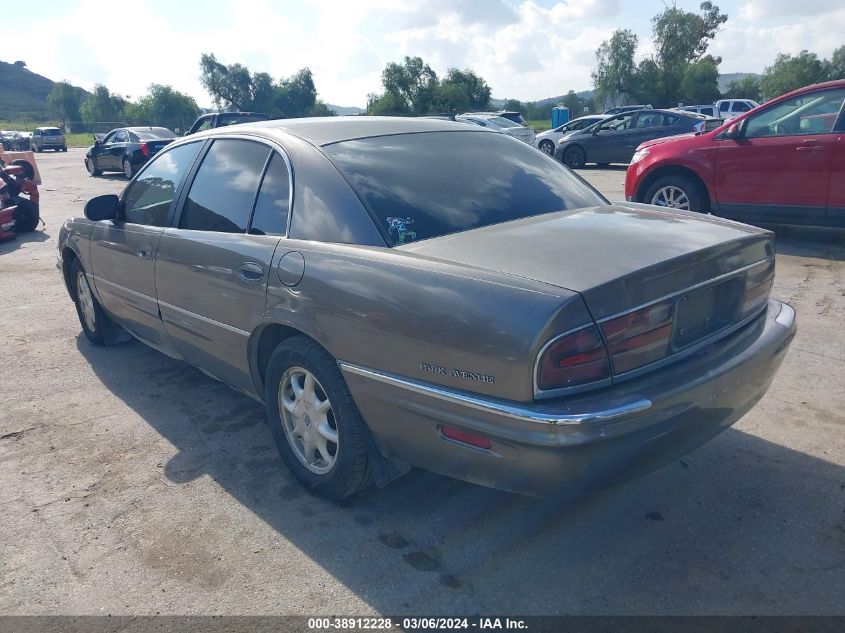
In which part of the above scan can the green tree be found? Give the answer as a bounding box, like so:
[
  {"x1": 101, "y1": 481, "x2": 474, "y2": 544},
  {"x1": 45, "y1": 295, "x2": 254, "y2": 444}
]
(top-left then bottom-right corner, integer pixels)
[
  {"x1": 367, "y1": 91, "x2": 409, "y2": 115},
  {"x1": 591, "y1": 29, "x2": 638, "y2": 109},
  {"x1": 131, "y1": 84, "x2": 199, "y2": 131},
  {"x1": 200, "y1": 53, "x2": 248, "y2": 110},
  {"x1": 432, "y1": 68, "x2": 491, "y2": 113},
  {"x1": 380, "y1": 56, "x2": 438, "y2": 114},
  {"x1": 679, "y1": 56, "x2": 721, "y2": 105},
  {"x1": 593, "y1": 3, "x2": 727, "y2": 108},
  {"x1": 561, "y1": 90, "x2": 584, "y2": 116},
  {"x1": 760, "y1": 50, "x2": 828, "y2": 100},
  {"x1": 251, "y1": 72, "x2": 276, "y2": 114},
  {"x1": 80, "y1": 84, "x2": 126, "y2": 124},
  {"x1": 274, "y1": 68, "x2": 318, "y2": 118},
  {"x1": 723, "y1": 75, "x2": 762, "y2": 102},
  {"x1": 503, "y1": 98, "x2": 523, "y2": 112},
  {"x1": 827, "y1": 45, "x2": 845, "y2": 80},
  {"x1": 47, "y1": 81, "x2": 81, "y2": 129}
]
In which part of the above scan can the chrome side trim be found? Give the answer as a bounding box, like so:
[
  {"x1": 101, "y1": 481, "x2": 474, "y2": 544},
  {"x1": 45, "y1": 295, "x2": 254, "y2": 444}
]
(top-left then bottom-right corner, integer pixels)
[
  {"x1": 92, "y1": 275, "x2": 157, "y2": 304},
  {"x1": 158, "y1": 300, "x2": 250, "y2": 337},
  {"x1": 338, "y1": 361, "x2": 651, "y2": 426}
]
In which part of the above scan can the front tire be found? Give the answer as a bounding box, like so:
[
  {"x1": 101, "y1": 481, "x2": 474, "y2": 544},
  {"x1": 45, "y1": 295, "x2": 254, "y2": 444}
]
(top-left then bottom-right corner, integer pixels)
[
  {"x1": 563, "y1": 145, "x2": 586, "y2": 169},
  {"x1": 643, "y1": 175, "x2": 706, "y2": 212},
  {"x1": 70, "y1": 259, "x2": 110, "y2": 345},
  {"x1": 265, "y1": 336, "x2": 374, "y2": 500},
  {"x1": 538, "y1": 140, "x2": 555, "y2": 155},
  {"x1": 85, "y1": 158, "x2": 102, "y2": 176}
]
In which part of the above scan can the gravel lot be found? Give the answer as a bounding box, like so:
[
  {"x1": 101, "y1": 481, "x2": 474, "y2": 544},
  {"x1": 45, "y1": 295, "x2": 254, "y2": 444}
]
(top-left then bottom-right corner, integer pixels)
[{"x1": 1, "y1": 148, "x2": 843, "y2": 615}]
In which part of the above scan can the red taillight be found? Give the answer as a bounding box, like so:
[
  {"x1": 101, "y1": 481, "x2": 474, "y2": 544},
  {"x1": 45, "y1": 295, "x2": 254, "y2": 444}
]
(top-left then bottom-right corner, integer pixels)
[
  {"x1": 139, "y1": 142, "x2": 149, "y2": 157},
  {"x1": 537, "y1": 325, "x2": 610, "y2": 391},
  {"x1": 741, "y1": 259, "x2": 774, "y2": 318},
  {"x1": 441, "y1": 426, "x2": 492, "y2": 450},
  {"x1": 600, "y1": 299, "x2": 674, "y2": 374}
]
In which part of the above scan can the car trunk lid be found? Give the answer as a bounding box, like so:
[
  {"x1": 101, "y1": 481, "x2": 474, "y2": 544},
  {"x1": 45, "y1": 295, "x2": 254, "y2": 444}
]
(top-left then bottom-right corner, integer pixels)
[{"x1": 398, "y1": 203, "x2": 773, "y2": 321}]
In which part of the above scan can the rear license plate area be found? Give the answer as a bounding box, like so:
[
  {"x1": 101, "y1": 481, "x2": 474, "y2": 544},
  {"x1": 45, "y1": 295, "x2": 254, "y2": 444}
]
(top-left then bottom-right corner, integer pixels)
[{"x1": 673, "y1": 277, "x2": 744, "y2": 349}]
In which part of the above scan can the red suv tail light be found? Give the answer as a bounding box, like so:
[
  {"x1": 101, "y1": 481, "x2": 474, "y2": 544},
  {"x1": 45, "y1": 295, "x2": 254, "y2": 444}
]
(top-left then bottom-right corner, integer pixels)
[
  {"x1": 536, "y1": 325, "x2": 610, "y2": 390},
  {"x1": 741, "y1": 259, "x2": 774, "y2": 319},
  {"x1": 600, "y1": 299, "x2": 674, "y2": 374}
]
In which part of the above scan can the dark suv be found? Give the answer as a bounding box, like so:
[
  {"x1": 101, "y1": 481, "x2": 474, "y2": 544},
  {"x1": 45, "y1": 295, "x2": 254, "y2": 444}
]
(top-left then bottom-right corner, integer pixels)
[{"x1": 185, "y1": 112, "x2": 270, "y2": 135}]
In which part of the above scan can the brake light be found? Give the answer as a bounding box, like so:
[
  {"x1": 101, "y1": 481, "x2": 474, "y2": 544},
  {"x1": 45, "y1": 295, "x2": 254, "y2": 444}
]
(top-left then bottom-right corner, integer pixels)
[
  {"x1": 537, "y1": 325, "x2": 610, "y2": 390},
  {"x1": 741, "y1": 259, "x2": 774, "y2": 318},
  {"x1": 139, "y1": 142, "x2": 149, "y2": 157},
  {"x1": 600, "y1": 300, "x2": 674, "y2": 374}
]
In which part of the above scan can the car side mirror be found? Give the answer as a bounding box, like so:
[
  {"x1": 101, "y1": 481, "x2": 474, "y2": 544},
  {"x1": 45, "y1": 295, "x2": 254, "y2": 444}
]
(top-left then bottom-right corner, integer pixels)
[
  {"x1": 84, "y1": 194, "x2": 119, "y2": 221},
  {"x1": 720, "y1": 122, "x2": 742, "y2": 140}
]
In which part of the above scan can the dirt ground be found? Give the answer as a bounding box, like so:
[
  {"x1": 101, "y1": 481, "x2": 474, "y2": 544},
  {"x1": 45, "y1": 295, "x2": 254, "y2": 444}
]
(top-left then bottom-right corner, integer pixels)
[{"x1": 1, "y1": 148, "x2": 843, "y2": 615}]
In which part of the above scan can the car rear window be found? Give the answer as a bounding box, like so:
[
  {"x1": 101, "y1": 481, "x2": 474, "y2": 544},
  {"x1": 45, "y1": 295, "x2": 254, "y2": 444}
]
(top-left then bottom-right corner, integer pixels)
[
  {"x1": 134, "y1": 128, "x2": 175, "y2": 140},
  {"x1": 42, "y1": 129, "x2": 62, "y2": 136},
  {"x1": 324, "y1": 131, "x2": 606, "y2": 245},
  {"x1": 219, "y1": 114, "x2": 270, "y2": 126},
  {"x1": 488, "y1": 116, "x2": 521, "y2": 128}
]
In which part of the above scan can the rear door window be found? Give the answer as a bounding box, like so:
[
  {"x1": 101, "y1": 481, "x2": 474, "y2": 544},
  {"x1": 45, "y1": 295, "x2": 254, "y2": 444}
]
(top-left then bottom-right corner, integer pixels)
[
  {"x1": 249, "y1": 152, "x2": 291, "y2": 236},
  {"x1": 179, "y1": 139, "x2": 270, "y2": 233},
  {"x1": 123, "y1": 142, "x2": 203, "y2": 226}
]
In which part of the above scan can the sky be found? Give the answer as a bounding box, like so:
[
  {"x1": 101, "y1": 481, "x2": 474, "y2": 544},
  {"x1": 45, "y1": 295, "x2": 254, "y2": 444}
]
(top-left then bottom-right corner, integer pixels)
[{"x1": 10, "y1": 0, "x2": 845, "y2": 108}]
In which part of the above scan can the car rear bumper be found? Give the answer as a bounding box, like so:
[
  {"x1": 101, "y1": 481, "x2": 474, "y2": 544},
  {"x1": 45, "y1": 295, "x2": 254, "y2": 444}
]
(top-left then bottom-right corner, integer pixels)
[{"x1": 341, "y1": 299, "x2": 796, "y2": 497}]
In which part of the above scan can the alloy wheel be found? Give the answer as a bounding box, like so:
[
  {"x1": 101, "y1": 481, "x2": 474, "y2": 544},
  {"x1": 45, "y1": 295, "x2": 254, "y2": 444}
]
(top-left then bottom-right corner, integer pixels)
[
  {"x1": 651, "y1": 185, "x2": 691, "y2": 210},
  {"x1": 76, "y1": 271, "x2": 96, "y2": 332},
  {"x1": 278, "y1": 366, "x2": 338, "y2": 475}
]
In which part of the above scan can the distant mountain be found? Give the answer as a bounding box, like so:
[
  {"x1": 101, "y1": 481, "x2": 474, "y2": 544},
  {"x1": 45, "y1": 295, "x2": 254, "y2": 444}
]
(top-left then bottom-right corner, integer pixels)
[
  {"x1": 328, "y1": 104, "x2": 364, "y2": 116},
  {"x1": 0, "y1": 59, "x2": 88, "y2": 122},
  {"x1": 491, "y1": 90, "x2": 594, "y2": 109}
]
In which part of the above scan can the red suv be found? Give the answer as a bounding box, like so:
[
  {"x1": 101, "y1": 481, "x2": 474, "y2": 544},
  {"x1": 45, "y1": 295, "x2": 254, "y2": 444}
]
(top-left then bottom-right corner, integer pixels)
[{"x1": 625, "y1": 80, "x2": 845, "y2": 228}]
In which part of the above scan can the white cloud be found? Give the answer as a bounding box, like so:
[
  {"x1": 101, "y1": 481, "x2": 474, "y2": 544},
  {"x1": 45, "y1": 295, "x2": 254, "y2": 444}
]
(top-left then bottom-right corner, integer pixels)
[{"x1": 6, "y1": 0, "x2": 844, "y2": 111}]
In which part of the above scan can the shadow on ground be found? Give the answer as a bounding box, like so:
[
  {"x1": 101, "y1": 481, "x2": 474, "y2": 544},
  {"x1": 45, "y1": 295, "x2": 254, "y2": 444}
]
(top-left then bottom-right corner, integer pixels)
[
  {"x1": 0, "y1": 229, "x2": 50, "y2": 255},
  {"x1": 768, "y1": 225, "x2": 845, "y2": 262},
  {"x1": 76, "y1": 337, "x2": 845, "y2": 614}
]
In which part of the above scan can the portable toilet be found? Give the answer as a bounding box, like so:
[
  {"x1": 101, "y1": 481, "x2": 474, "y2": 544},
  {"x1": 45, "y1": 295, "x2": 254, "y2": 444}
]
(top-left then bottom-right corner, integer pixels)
[{"x1": 551, "y1": 106, "x2": 570, "y2": 128}]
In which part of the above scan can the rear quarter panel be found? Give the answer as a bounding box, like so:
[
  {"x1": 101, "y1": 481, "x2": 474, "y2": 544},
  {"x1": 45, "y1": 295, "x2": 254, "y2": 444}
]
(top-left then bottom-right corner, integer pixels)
[{"x1": 262, "y1": 240, "x2": 594, "y2": 403}]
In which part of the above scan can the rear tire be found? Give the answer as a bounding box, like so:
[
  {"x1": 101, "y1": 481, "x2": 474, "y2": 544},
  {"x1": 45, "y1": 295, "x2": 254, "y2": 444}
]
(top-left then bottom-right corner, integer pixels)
[
  {"x1": 70, "y1": 259, "x2": 111, "y2": 345},
  {"x1": 61, "y1": 146, "x2": 68, "y2": 152},
  {"x1": 563, "y1": 145, "x2": 586, "y2": 169},
  {"x1": 122, "y1": 158, "x2": 135, "y2": 179},
  {"x1": 643, "y1": 175, "x2": 706, "y2": 212},
  {"x1": 265, "y1": 336, "x2": 374, "y2": 500}
]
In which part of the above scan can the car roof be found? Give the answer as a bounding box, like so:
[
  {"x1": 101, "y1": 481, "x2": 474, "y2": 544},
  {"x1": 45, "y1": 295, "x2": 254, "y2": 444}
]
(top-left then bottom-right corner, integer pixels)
[
  {"x1": 237, "y1": 116, "x2": 489, "y2": 146},
  {"x1": 35, "y1": 126, "x2": 62, "y2": 130}
]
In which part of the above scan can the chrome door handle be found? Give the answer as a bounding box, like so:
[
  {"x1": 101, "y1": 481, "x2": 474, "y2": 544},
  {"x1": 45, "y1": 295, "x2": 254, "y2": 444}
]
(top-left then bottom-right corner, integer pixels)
[
  {"x1": 237, "y1": 262, "x2": 265, "y2": 282},
  {"x1": 137, "y1": 248, "x2": 152, "y2": 260}
]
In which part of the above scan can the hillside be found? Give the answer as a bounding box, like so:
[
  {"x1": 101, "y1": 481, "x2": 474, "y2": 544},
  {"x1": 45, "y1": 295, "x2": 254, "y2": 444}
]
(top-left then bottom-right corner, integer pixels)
[
  {"x1": 327, "y1": 104, "x2": 364, "y2": 115},
  {"x1": 0, "y1": 60, "x2": 88, "y2": 123}
]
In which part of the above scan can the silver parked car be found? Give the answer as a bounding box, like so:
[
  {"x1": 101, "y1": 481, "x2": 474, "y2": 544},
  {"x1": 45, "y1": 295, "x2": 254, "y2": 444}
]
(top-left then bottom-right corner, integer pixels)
[
  {"x1": 535, "y1": 115, "x2": 607, "y2": 155},
  {"x1": 58, "y1": 117, "x2": 796, "y2": 500},
  {"x1": 455, "y1": 113, "x2": 535, "y2": 144},
  {"x1": 30, "y1": 127, "x2": 67, "y2": 152}
]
